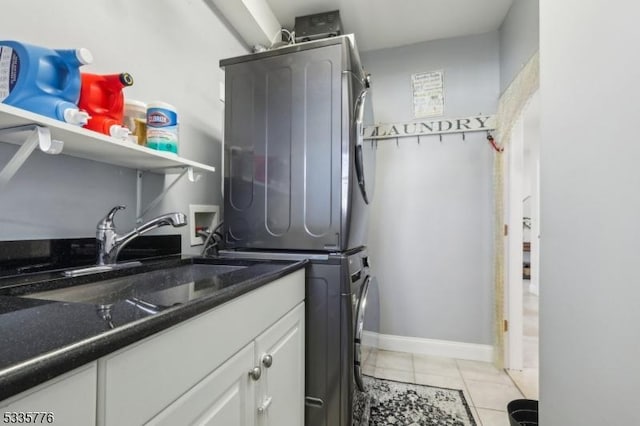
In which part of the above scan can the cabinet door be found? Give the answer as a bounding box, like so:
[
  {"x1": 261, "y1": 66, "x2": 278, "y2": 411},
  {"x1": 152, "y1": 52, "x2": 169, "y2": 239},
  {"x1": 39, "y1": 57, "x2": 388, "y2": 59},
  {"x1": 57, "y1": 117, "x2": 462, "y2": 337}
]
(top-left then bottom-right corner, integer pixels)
[
  {"x1": 146, "y1": 343, "x2": 256, "y2": 426},
  {"x1": 0, "y1": 363, "x2": 96, "y2": 426},
  {"x1": 254, "y1": 302, "x2": 305, "y2": 426}
]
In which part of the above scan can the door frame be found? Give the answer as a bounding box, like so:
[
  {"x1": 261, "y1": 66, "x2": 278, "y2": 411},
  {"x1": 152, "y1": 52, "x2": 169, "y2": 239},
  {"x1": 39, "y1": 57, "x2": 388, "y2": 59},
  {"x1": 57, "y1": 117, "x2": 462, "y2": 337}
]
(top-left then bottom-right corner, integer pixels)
[
  {"x1": 503, "y1": 114, "x2": 525, "y2": 370},
  {"x1": 503, "y1": 90, "x2": 540, "y2": 370}
]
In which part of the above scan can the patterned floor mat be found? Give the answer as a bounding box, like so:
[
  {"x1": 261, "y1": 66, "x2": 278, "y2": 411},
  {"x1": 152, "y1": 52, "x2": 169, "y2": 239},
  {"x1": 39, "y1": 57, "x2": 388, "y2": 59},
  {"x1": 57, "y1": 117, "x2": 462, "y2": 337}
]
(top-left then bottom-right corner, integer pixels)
[{"x1": 353, "y1": 375, "x2": 477, "y2": 426}]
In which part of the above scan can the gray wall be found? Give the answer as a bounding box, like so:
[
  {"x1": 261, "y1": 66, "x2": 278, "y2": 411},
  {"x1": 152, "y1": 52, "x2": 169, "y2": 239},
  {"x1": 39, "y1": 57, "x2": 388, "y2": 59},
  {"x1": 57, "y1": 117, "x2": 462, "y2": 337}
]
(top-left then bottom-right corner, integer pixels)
[
  {"x1": 361, "y1": 32, "x2": 498, "y2": 345},
  {"x1": 0, "y1": 0, "x2": 247, "y2": 253},
  {"x1": 540, "y1": 0, "x2": 640, "y2": 423},
  {"x1": 499, "y1": 0, "x2": 539, "y2": 92}
]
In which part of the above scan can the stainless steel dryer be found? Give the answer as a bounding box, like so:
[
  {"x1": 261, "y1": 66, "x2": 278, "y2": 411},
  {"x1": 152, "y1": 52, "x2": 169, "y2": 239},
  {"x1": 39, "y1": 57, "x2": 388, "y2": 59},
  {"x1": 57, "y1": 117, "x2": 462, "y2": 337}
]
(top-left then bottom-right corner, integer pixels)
[
  {"x1": 219, "y1": 247, "x2": 377, "y2": 426},
  {"x1": 220, "y1": 35, "x2": 373, "y2": 252}
]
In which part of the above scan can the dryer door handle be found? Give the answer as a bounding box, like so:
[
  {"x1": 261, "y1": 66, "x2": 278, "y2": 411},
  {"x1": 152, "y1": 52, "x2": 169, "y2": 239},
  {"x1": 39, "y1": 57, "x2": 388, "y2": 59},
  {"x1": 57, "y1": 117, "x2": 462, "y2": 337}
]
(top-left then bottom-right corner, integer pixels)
[{"x1": 354, "y1": 89, "x2": 369, "y2": 205}]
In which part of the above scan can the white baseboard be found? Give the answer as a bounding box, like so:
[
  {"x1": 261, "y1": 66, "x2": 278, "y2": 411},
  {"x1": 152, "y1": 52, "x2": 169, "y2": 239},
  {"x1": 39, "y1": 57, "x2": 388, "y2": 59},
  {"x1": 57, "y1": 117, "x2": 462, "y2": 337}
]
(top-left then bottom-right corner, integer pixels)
[{"x1": 362, "y1": 331, "x2": 494, "y2": 363}]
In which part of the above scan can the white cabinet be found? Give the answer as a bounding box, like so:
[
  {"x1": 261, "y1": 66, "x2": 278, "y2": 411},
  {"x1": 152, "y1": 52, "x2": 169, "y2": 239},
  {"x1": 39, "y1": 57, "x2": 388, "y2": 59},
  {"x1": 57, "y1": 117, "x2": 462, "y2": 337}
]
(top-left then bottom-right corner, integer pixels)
[
  {"x1": 0, "y1": 362, "x2": 97, "y2": 426},
  {"x1": 146, "y1": 344, "x2": 257, "y2": 426},
  {"x1": 147, "y1": 303, "x2": 305, "y2": 426},
  {"x1": 99, "y1": 269, "x2": 305, "y2": 426},
  {"x1": 0, "y1": 270, "x2": 305, "y2": 426},
  {"x1": 254, "y1": 303, "x2": 305, "y2": 426}
]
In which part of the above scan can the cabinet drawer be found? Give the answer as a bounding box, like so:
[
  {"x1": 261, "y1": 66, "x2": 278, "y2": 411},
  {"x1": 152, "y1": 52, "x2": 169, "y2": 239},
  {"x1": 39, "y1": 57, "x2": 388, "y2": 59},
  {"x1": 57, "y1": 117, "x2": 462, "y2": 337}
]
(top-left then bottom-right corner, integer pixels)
[{"x1": 99, "y1": 269, "x2": 304, "y2": 426}]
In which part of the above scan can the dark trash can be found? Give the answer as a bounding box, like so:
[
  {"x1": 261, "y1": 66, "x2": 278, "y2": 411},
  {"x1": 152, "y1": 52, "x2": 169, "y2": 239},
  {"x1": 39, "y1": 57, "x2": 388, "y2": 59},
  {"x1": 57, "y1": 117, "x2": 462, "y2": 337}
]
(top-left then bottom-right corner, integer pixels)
[{"x1": 507, "y1": 399, "x2": 538, "y2": 426}]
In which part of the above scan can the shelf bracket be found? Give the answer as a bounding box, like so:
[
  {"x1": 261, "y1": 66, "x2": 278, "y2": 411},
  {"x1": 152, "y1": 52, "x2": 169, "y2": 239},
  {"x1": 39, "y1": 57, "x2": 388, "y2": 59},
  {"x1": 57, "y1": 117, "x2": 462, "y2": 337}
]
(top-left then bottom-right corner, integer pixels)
[
  {"x1": 0, "y1": 125, "x2": 64, "y2": 189},
  {"x1": 136, "y1": 167, "x2": 198, "y2": 223}
]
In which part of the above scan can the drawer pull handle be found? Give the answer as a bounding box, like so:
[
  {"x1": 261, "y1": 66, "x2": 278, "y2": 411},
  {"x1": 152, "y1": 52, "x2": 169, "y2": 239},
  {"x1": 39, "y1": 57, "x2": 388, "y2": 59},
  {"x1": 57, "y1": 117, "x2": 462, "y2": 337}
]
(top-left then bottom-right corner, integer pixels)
[
  {"x1": 257, "y1": 396, "x2": 273, "y2": 414},
  {"x1": 262, "y1": 354, "x2": 273, "y2": 368},
  {"x1": 248, "y1": 366, "x2": 262, "y2": 380}
]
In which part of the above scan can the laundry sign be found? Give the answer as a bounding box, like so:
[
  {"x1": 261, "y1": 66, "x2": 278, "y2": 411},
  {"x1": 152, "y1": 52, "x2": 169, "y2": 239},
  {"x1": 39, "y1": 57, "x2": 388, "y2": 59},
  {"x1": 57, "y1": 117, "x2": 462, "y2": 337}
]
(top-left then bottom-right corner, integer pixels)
[{"x1": 363, "y1": 115, "x2": 496, "y2": 140}]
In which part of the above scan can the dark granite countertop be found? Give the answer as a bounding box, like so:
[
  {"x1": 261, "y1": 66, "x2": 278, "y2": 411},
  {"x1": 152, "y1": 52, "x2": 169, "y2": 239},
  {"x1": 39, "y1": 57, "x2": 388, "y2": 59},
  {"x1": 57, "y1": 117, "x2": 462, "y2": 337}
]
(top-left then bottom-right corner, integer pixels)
[{"x1": 0, "y1": 255, "x2": 307, "y2": 401}]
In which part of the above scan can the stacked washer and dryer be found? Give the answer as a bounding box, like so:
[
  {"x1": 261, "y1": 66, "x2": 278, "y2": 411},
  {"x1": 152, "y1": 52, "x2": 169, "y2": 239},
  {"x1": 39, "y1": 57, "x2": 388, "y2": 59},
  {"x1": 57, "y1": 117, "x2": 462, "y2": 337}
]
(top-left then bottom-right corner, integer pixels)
[{"x1": 219, "y1": 34, "x2": 378, "y2": 426}]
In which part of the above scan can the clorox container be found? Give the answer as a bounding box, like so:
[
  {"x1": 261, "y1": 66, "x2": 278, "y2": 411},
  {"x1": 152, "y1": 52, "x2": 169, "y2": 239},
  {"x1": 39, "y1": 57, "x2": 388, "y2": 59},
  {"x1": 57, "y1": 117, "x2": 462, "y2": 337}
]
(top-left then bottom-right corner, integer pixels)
[
  {"x1": 78, "y1": 73, "x2": 134, "y2": 139},
  {"x1": 146, "y1": 101, "x2": 178, "y2": 154},
  {"x1": 0, "y1": 40, "x2": 92, "y2": 125}
]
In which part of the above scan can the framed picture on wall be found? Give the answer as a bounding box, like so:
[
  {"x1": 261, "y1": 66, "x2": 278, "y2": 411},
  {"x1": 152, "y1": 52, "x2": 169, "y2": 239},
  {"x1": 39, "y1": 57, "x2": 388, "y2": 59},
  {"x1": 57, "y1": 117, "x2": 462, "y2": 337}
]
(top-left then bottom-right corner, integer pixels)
[{"x1": 411, "y1": 70, "x2": 444, "y2": 118}]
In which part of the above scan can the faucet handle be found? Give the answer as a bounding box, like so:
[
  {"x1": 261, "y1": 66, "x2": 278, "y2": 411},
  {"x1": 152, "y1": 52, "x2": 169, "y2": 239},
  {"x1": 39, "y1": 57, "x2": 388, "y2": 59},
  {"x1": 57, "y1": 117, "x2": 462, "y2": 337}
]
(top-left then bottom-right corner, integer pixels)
[{"x1": 98, "y1": 205, "x2": 126, "y2": 230}]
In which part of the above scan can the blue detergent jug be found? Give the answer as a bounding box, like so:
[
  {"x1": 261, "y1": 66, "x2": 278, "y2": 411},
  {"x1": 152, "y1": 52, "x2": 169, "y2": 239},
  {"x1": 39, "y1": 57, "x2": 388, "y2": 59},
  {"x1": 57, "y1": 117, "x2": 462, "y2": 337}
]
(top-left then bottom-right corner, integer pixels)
[{"x1": 0, "y1": 40, "x2": 93, "y2": 125}]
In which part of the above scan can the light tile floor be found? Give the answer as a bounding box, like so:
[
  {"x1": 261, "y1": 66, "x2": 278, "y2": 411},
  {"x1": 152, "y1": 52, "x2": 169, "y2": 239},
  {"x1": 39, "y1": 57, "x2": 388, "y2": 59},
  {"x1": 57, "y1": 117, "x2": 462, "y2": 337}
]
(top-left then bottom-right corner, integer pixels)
[{"x1": 365, "y1": 349, "x2": 524, "y2": 426}]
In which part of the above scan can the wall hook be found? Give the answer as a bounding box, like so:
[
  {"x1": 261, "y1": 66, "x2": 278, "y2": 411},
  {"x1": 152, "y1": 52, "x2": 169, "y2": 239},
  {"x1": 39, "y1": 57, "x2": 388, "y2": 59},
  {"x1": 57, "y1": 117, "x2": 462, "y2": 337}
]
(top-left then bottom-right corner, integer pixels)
[
  {"x1": 487, "y1": 132, "x2": 504, "y2": 153},
  {"x1": 439, "y1": 134, "x2": 443, "y2": 143},
  {"x1": 462, "y1": 132, "x2": 466, "y2": 141}
]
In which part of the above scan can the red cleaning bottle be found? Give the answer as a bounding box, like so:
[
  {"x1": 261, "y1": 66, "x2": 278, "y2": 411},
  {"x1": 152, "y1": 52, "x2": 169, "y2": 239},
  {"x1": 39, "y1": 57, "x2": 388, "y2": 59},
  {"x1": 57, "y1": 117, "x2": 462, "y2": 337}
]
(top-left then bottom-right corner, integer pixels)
[{"x1": 78, "y1": 73, "x2": 134, "y2": 139}]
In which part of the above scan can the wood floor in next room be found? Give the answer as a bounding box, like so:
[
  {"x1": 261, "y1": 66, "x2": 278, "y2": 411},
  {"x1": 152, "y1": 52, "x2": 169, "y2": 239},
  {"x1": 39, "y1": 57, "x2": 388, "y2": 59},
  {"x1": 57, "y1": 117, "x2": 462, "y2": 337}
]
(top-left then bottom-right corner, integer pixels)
[{"x1": 362, "y1": 350, "x2": 524, "y2": 426}]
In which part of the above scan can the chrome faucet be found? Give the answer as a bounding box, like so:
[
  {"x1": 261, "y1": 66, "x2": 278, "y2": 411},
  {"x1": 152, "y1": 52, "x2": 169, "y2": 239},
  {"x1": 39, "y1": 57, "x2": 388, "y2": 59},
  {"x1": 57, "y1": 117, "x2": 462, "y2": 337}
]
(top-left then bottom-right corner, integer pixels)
[{"x1": 96, "y1": 205, "x2": 187, "y2": 266}]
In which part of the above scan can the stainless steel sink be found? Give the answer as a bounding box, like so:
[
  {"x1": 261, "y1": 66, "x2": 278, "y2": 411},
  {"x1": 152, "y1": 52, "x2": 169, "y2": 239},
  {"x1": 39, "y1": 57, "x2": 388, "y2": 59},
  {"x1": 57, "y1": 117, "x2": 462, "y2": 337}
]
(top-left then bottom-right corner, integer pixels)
[{"x1": 23, "y1": 263, "x2": 247, "y2": 306}]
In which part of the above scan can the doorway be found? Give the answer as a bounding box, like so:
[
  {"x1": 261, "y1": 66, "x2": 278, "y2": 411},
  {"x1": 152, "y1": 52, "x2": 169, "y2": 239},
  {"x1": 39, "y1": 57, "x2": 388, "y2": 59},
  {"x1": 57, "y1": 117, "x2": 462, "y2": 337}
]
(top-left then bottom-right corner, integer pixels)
[{"x1": 504, "y1": 90, "x2": 539, "y2": 399}]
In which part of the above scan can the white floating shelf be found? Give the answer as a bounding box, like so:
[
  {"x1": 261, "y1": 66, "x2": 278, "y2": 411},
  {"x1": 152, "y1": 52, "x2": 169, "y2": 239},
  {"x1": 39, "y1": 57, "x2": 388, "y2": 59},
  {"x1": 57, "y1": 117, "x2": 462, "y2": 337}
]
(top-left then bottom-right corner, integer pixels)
[{"x1": 0, "y1": 103, "x2": 216, "y2": 174}]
